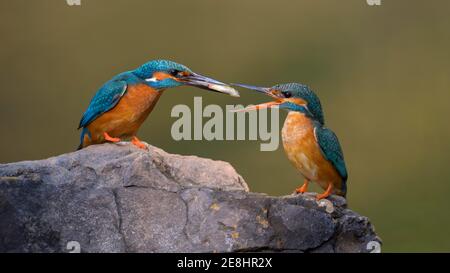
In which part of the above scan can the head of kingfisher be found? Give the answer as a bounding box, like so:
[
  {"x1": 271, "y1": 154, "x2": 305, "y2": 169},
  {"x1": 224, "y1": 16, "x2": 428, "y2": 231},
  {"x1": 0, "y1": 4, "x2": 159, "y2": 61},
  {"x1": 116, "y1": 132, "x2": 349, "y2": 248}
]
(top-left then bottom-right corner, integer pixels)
[
  {"x1": 132, "y1": 60, "x2": 239, "y2": 96},
  {"x1": 233, "y1": 83, "x2": 324, "y2": 124}
]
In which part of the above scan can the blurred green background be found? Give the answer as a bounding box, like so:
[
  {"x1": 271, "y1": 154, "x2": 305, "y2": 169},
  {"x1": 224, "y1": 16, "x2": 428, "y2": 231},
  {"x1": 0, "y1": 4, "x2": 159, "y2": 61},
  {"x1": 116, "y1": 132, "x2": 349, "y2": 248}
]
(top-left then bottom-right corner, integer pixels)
[{"x1": 1, "y1": 0, "x2": 449, "y2": 252}]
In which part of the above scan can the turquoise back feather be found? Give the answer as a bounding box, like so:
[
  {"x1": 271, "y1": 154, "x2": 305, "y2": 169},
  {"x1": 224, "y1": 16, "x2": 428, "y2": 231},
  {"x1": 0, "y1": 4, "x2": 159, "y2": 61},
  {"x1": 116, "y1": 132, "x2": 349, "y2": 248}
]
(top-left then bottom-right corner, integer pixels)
[{"x1": 313, "y1": 121, "x2": 348, "y2": 195}]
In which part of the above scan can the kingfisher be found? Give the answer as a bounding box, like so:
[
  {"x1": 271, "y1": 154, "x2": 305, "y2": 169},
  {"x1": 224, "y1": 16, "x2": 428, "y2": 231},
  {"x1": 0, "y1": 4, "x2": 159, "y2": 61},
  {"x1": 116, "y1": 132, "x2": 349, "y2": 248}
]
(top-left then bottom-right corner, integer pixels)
[
  {"x1": 77, "y1": 60, "x2": 239, "y2": 150},
  {"x1": 233, "y1": 83, "x2": 348, "y2": 200}
]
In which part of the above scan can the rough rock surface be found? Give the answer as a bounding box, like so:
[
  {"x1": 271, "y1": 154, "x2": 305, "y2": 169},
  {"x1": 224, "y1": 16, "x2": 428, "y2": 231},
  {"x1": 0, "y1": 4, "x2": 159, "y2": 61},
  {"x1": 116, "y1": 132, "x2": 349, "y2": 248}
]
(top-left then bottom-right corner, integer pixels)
[{"x1": 0, "y1": 143, "x2": 381, "y2": 253}]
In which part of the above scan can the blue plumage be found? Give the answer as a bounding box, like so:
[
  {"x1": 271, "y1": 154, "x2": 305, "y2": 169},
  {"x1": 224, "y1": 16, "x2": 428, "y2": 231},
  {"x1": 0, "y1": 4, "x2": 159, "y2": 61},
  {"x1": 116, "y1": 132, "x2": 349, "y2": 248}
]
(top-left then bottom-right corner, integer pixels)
[
  {"x1": 280, "y1": 101, "x2": 348, "y2": 194},
  {"x1": 279, "y1": 102, "x2": 314, "y2": 119},
  {"x1": 314, "y1": 123, "x2": 348, "y2": 193},
  {"x1": 134, "y1": 60, "x2": 191, "y2": 79},
  {"x1": 232, "y1": 81, "x2": 348, "y2": 199},
  {"x1": 78, "y1": 60, "x2": 189, "y2": 130},
  {"x1": 275, "y1": 83, "x2": 346, "y2": 188},
  {"x1": 77, "y1": 59, "x2": 238, "y2": 150},
  {"x1": 273, "y1": 83, "x2": 324, "y2": 125},
  {"x1": 78, "y1": 76, "x2": 129, "y2": 129},
  {"x1": 280, "y1": 101, "x2": 348, "y2": 192}
]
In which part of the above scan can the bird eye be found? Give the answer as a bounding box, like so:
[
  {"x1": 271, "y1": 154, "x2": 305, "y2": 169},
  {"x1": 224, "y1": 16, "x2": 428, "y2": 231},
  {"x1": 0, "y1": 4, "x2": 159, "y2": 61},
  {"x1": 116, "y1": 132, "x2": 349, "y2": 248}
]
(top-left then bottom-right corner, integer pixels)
[
  {"x1": 168, "y1": 69, "x2": 182, "y2": 77},
  {"x1": 282, "y1": 91, "x2": 292, "y2": 98}
]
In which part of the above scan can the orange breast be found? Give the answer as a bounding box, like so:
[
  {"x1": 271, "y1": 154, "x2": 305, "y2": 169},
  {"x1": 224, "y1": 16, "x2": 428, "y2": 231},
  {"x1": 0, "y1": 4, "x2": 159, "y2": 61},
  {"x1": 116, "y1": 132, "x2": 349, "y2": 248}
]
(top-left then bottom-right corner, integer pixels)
[
  {"x1": 281, "y1": 112, "x2": 343, "y2": 192},
  {"x1": 85, "y1": 84, "x2": 162, "y2": 145}
]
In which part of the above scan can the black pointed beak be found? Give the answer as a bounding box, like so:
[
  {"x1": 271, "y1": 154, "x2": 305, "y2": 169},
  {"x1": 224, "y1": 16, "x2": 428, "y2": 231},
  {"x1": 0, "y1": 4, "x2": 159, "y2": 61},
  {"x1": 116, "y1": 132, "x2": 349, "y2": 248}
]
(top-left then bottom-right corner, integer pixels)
[
  {"x1": 232, "y1": 83, "x2": 270, "y2": 94},
  {"x1": 182, "y1": 72, "x2": 240, "y2": 97},
  {"x1": 232, "y1": 83, "x2": 281, "y2": 99},
  {"x1": 229, "y1": 83, "x2": 286, "y2": 113}
]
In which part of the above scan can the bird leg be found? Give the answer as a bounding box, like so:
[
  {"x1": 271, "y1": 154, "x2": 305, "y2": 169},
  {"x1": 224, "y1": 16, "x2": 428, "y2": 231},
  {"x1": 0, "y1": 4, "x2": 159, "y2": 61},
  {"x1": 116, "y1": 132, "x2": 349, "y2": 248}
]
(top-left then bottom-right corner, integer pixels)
[
  {"x1": 316, "y1": 183, "x2": 333, "y2": 200},
  {"x1": 295, "y1": 179, "x2": 309, "y2": 194},
  {"x1": 131, "y1": 136, "x2": 148, "y2": 150},
  {"x1": 103, "y1": 132, "x2": 121, "y2": 143}
]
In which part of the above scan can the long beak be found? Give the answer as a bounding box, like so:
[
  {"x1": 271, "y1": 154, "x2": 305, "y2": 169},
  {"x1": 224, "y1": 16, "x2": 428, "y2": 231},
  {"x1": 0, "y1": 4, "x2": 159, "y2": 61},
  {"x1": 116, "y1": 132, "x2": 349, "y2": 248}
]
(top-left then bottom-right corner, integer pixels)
[
  {"x1": 232, "y1": 83, "x2": 270, "y2": 94},
  {"x1": 231, "y1": 83, "x2": 283, "y2": 112},
  {"x1": 182, "y1": 72, "x2": 240, "y2": 97}
]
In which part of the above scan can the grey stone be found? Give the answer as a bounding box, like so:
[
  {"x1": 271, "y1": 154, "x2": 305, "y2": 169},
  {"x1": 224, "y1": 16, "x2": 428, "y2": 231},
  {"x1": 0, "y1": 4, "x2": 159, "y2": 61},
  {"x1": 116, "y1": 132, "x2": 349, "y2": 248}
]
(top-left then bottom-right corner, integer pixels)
[{"x1": 0, "y1": 142, "x2": 381, "y2": 253}]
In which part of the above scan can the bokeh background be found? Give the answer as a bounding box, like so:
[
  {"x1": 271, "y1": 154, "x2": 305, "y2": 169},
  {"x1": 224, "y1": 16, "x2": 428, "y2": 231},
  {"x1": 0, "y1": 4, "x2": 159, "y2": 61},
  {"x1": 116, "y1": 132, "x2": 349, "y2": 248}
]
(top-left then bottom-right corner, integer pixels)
[{"x1": 1, "y1": 0, "x2": 449, "y2": 252}]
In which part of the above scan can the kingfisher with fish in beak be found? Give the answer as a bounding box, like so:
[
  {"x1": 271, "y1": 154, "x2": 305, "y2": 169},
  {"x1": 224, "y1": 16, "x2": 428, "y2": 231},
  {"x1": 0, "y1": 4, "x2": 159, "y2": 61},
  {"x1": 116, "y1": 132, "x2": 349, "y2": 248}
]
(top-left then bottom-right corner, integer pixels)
[
  {"x1": 77, "y1": 60, "x2": 239, "y2": 150},
  {"x1": 233, "y1": 83, "x2": 348, "y2": 200}
]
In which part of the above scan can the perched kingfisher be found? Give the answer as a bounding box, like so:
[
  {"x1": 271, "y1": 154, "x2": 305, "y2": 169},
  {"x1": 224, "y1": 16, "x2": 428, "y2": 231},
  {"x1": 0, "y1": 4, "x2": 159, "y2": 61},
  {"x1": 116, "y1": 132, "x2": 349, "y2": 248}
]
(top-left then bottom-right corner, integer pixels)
[
  {"x1": 77, "y1": 60, "x2": 239, "y2": 150},
  {"x1": 234, "y1": 83, "x2": 348, "y2": 200}
]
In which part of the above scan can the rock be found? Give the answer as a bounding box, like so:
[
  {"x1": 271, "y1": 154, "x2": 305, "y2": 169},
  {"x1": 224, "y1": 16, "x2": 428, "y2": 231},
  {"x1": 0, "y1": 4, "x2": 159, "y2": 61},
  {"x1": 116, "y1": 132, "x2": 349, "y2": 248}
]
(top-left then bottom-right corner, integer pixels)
[{"x1": 0, "y1": 142, "x2": 380, "y2": 253}]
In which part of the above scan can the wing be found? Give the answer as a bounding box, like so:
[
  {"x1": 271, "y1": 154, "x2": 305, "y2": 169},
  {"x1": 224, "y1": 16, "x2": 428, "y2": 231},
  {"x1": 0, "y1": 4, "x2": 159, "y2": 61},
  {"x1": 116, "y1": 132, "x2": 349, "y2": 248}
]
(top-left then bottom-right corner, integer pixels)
[
  {"x1": 314, "y1": 125, "x2": 348, "y2": 183},
  {"x1": 78, "y1": 80, "x2": 128, "y2": 129}
]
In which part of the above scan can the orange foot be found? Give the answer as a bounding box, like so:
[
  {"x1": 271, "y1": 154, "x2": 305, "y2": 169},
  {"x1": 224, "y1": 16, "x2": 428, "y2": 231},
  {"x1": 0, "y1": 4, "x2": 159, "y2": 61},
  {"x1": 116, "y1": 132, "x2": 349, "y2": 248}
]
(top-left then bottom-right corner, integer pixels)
[
  {"x1": 295, "y1": 179, "x2": 309, "y2": 194},
  {"x1": 103, "y1": 132, "x2": 121, "y2": 143},
  {"x1": 131, "y1": 136, "x2": 148, "y2": 150},
  {"x1": 316, "y1": 183, "x2": 333, "y2": 201}
]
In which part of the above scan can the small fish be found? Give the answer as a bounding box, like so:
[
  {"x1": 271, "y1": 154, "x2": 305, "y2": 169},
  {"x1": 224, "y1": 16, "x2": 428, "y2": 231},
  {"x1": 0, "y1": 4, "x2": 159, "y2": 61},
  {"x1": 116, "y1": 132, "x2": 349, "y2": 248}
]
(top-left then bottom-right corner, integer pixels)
[{"x1": 208, "y1": 84, "x2": 240, "y2": 97}]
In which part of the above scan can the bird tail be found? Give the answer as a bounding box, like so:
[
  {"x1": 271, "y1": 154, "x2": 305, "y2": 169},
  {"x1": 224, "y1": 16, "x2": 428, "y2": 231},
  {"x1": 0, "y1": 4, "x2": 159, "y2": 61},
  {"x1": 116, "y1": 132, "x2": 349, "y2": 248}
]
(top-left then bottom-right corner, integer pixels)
[
  {"x1": 77, "y1": 127, "x2": 91, "y2": 150},
  {"x1": 338, "y1": 180, "x2": 347, "y2": 198}
]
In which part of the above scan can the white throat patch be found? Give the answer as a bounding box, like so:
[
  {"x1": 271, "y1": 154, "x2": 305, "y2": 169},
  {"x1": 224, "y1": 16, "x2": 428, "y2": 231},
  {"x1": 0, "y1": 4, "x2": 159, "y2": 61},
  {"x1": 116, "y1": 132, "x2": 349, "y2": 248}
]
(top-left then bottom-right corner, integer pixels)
[{"x1": 145, "y1": 77, "x2": 158, "y2": 82}]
